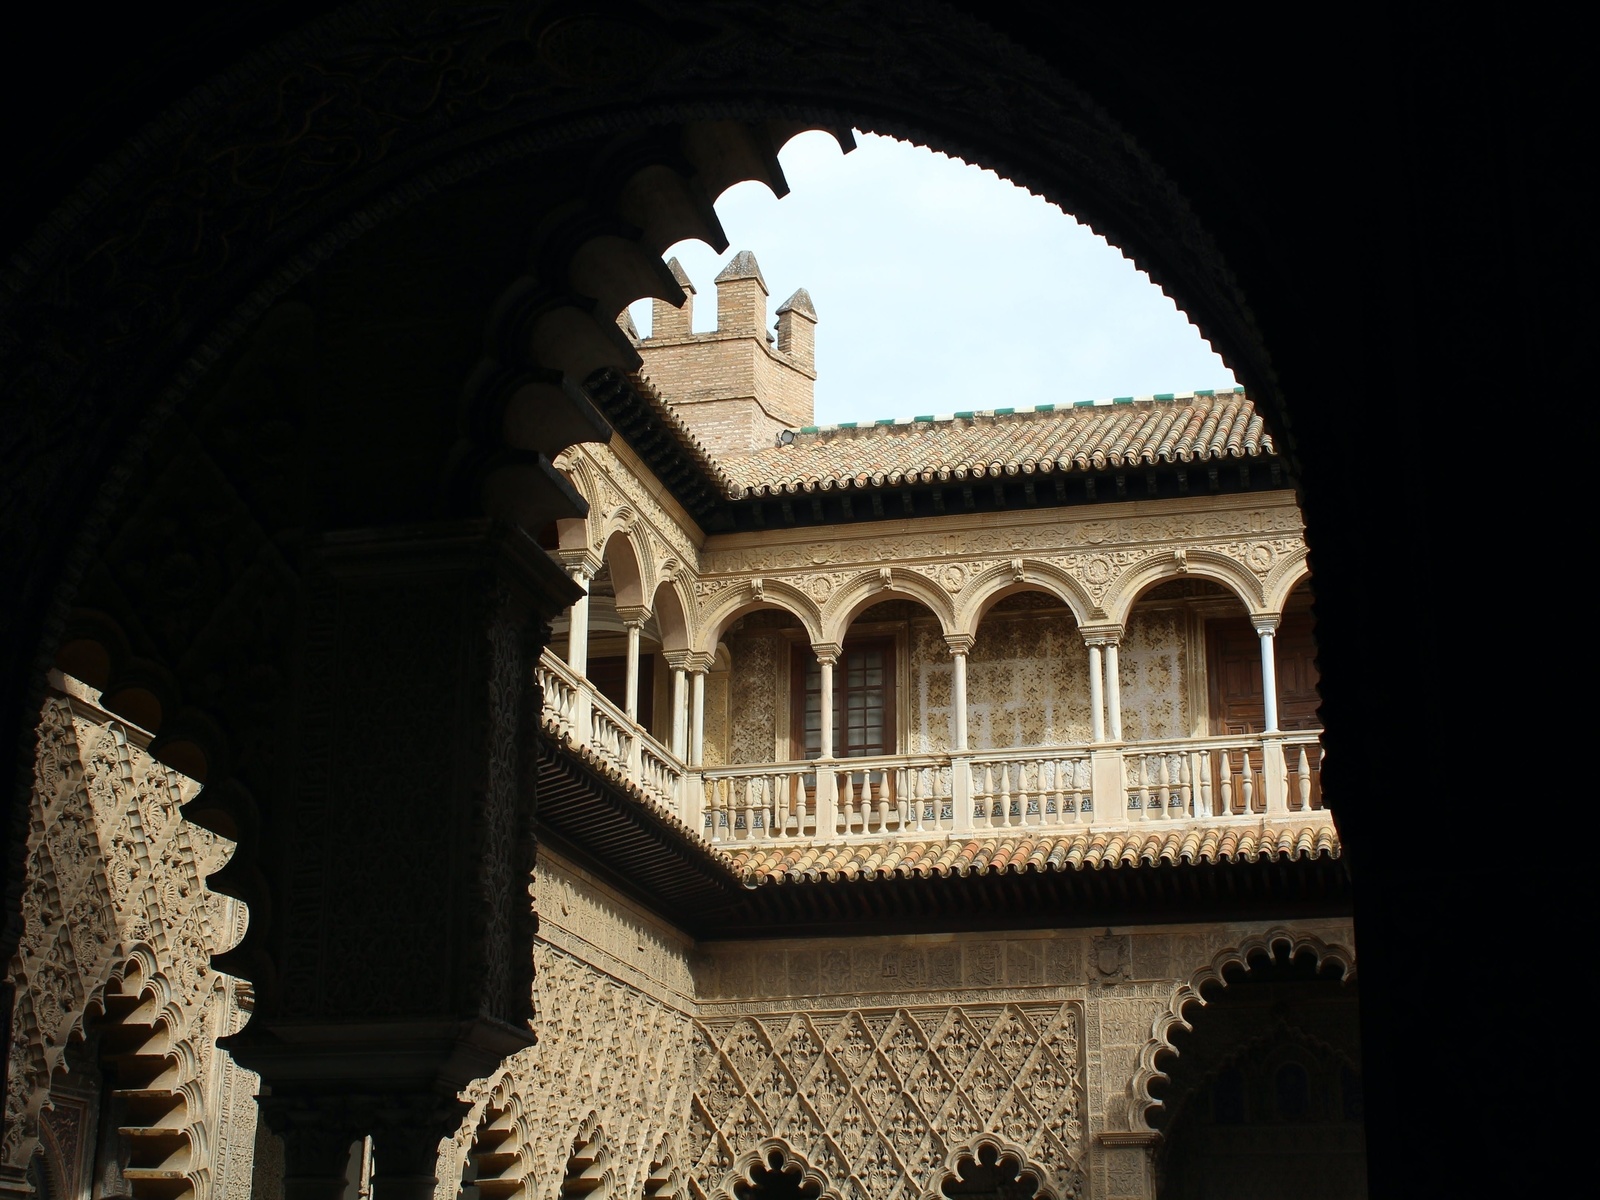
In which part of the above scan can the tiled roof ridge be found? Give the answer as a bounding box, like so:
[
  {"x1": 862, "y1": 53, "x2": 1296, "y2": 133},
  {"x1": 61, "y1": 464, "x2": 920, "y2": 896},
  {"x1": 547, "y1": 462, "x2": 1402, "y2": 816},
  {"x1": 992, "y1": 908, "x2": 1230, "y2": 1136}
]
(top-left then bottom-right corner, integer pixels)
[
  {"x1": 726, "y1": 817, "x2": 1339, "y2": 886},
  {"x1": 714, "y1": 388, "x2": 1276, "y2": 499},
  {"x1": 792, "y1": 387, "x2": 1248, "y2": 439}
]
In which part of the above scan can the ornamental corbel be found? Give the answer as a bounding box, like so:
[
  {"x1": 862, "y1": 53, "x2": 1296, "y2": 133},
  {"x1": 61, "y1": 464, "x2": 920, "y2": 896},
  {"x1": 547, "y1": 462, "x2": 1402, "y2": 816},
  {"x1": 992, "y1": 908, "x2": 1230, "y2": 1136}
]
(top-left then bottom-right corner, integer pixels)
[
  {"x1": 878, "y1": 566, "x2": 893, "y2": 591},
  {"x1": 1011, "y1": 557, "x2": 1025, "y2": 582},
  {"x1": 750, "y1": 577, "x2": 764, "y2": 602}
]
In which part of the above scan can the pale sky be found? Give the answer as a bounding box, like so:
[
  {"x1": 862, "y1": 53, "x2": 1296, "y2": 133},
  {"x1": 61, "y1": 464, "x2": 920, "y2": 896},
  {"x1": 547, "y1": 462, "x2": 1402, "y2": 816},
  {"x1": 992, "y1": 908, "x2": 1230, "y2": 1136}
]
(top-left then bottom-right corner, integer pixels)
[{"x1": 630, "y1": 131, "x2": 1237, "y2": 428}]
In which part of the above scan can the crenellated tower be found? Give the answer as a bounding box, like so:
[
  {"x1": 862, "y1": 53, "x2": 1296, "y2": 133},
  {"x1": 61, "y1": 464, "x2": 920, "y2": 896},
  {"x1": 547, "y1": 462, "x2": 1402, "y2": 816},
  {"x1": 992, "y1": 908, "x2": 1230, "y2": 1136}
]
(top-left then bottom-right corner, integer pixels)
[{"x1": 637, "y1": 251, "x2": 816, "y2": 457}]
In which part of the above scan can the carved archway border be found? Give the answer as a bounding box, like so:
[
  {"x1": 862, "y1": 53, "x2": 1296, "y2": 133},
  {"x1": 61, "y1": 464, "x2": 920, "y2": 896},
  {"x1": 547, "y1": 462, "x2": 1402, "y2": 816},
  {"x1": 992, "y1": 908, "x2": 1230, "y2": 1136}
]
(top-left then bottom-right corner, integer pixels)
[
  {"x1": 716, "y1": 1138, "x2": 836, "y2": 1200},
  {"x1": 1128, "y1": 927, "x2": 1356, "y2": 1132},
  {"x1": 921, "y1": 1134, "x2": 1071, "y2": 1200},
  {"x1": 821, "y1": 567, "x2": 958, "y2": 643},
  {"x1": 1263, "y1": 547, "x2": 1312, "y2": 615},
  {"x1": 957, "y1": 559, "x2": 1097, "y2": 633},
  {"x1": 1102, "y1": 549, "x2": 1265, "y2": 625}
]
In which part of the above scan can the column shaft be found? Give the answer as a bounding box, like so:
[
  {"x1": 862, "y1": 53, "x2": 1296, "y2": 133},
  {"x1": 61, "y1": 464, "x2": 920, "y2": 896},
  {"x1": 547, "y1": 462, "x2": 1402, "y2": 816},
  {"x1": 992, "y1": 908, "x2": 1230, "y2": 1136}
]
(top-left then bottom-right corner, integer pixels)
[
  {"x1": 819, "y1": 657, "x2": 835, "y2": 760},
  {"x1": 952, "y1": 651, "x2": 969, "y2": 752},
  {"x1": 671, "y1": 666, "x2": 687, "y2": 759},
  {"x1": 624, "y1": 621, "x2": 641, "y2": 722},
  {"x1": 1088, "y1": 643, "x2": 1106, "y2": 743},
  {"x1": 690, "y1": 668, "x2": 706, "y2": 767},
  {"x1": 1105, "y1": 641, "x2": 1123, "y2": 741},
  {"x1": 566, "y1": 569, "x2": 590, "y2": 675},
  {"x1": 1259, "y1": 628, "x2": 1280, "y2": 733}
]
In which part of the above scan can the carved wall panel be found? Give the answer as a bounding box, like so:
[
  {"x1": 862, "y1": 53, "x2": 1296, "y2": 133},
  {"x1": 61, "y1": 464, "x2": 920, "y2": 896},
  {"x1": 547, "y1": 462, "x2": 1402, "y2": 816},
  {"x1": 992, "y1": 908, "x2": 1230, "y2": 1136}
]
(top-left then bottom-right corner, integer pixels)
[
  {"x1": 1116, "y1": 610, "x2": 1189, "y2": 742},
  {"x1": 437, "y1": 852, "x2": 698, "y2": 1199},
  {"x1": 688, "y1": 1003, "x2": 1085, "y2": 1198},
  {"x1": 720, "y1": 619, "x2": 787, "y2": 765},
  {"x1": 3, "y1": 684, "x2": 259, "y2": 1197}
]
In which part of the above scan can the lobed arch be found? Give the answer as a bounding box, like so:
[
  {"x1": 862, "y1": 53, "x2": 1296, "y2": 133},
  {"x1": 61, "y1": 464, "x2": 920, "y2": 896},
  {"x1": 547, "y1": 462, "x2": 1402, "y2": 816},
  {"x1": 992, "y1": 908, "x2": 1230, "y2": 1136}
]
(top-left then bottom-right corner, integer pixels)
[
  {"x1": 922, "y1": 1135, "x2": 1062, "y2": 1200},
  {"x1": 957, "y1": 560, "x2": 1096, "y2": 637},
  {"x1": 693, "y1": 582, "x2": 825, "y2": 657},
  {"x1": 1262, "y1": 548, "x2": 1313, "y2": 616},
  {"x1": 1101, "y1": 549, "x2": 1265, "y2": 626},
  {"x1": 716, "y1": 1139, "x2": 833, "y2": 1200},
  {"x1": 1128, "y1": 928, "x2": 1356, "y2": 1133},
  {"x1": 820, "y1": 567, "x2": 957, "y2": 645}
]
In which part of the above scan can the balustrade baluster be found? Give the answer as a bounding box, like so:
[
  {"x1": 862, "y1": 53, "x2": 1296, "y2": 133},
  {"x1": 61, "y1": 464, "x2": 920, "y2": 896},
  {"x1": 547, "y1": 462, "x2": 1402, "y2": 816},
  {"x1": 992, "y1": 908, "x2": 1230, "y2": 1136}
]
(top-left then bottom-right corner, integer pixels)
[
  {"x1": 1218, "y1": 752, "x2": 1233, "y2": 814},
  {"x1": 998, "y1": 762, "x2": 1013, "y2": 828},
  {"x1": 1155, "y1": 756, "x2": 1171, "y2": 821},
  {"x1": 1296, "y1": 747, "x2": 1313, "y2": 810},
  {"x1": 1179, "y1": 755, "x2": 1194, "y2": 818},
  {"x1": 1240, "y1": 749, "x2": 1255, "y2": 811},
  {"x1": 877, "y1": 771, "x2": 892, "y2": 831}
]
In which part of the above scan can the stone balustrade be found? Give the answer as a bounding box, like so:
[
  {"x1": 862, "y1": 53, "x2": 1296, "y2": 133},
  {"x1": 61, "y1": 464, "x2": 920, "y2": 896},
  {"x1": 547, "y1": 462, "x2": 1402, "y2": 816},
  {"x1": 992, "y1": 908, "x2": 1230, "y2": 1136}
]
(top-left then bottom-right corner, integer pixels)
[{"x1": 538, "y1": 650, "x2": 1324, "y2": 849}]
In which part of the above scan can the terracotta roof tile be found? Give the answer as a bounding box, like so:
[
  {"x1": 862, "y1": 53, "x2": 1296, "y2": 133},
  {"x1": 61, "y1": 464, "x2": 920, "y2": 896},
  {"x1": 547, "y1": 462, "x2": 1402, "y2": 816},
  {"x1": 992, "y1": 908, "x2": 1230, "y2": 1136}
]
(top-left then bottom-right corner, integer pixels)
[
  {"x1": 715, "y1": 391, "x2": 1273, "y2": 497},
  {"x1": 724, "y1": 818, "x2": 1339, "y2": 884}
]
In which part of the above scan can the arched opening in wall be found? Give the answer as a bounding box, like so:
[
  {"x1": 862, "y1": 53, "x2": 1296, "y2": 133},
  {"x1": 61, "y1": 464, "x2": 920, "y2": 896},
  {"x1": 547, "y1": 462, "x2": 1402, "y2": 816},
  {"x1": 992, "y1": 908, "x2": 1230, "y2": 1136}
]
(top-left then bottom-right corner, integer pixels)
[
  {"x1": 1119, "y1": 573, "x2": 1321, "y2": 818},
  {"x1": 578, "y1": 533, "x2": 659, "y2": 735},
  {"x1": 1149, "y1": 946, "x2": 1363, "y2": 1200},
  {"x1": 729, "y1": 1146, "x2": 823, "y2": 1200},
  {"x1": 939, "y1": 1142, "x2": 1044, "y2": 1199},
  {"x1": 819, "y1": 596, "x2": 947, "y2": 837},
  {"x1": 699, "y1": 601, "x2": 812, "y2": 840},
  {"x1": 965, "y1": 589, "x2": 1088, "y2": 830}
]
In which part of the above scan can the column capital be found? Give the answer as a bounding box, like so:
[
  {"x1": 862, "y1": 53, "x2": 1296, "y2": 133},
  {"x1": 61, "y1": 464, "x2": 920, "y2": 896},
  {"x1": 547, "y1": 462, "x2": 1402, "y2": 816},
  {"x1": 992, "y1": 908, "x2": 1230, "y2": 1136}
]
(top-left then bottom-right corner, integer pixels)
[
  {"x1": 1252, "y1": 614, "x2": 1281, "y2": 635},
  {"x1": 811, "y1": 641, "x2": 842, "y2": 666},
  {"x1": 1080, "y1": 622, "x2": 1124, "y2": 647},
  {"x1": 686, "y1": 650, "x2": 717, "y2": 674},
  {"x1": 616, "y1": 604, "x2": 650, "y2": 627},
  {"x1": 944, "y1": 632, "x2": 976, "y2": 655},
  {"x1": 557, "y1": 548, "x2": 600, "y2": 581},
  {"x1": 663, "y1": 649, "x2": 695, "y2": 671}
]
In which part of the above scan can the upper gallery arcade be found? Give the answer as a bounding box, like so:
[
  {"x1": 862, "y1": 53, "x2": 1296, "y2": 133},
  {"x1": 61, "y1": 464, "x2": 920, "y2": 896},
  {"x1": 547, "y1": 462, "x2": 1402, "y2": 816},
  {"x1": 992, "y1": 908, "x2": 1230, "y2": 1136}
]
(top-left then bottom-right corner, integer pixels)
[{"x1": 545, "y1": 253, "x2": 1323, "y2": 866}]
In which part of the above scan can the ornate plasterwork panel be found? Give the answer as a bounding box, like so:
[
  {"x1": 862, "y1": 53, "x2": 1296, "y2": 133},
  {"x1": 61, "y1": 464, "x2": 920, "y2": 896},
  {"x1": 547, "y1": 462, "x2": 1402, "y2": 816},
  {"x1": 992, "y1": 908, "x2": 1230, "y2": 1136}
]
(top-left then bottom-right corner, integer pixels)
[
  {"x1": 721, "y1": 624, "x2": 785, "y2": 765},
  {"x1": 1116, "y1": 610, "x2": 1188, "y2": 742},
  {"x1": 688, "y1": 1003, "x2": 1084, "y2": 1198},
  {"x1": 438, "y1": 853, "x2": 698, "y2": 1199},
  {"x1": 3, "y1": 686, "x2": 259, "y2": 1197}
]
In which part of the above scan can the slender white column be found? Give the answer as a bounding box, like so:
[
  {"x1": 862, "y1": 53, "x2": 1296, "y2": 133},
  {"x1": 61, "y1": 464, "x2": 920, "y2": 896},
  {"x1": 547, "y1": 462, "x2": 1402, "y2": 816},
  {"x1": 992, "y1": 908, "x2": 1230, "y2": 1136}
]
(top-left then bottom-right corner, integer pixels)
[
  {"x1": 1105, "y1": 640, "x2": 1123, "y2": 741},
  {"x1": 625, "y1": 623, "x2": 642, "y2": 721},
  {"x1": 815, "y1": 644, "x2": 840, "y2": 760},
  {"x1": 689, "y1": 659, "x2": 708, "y2": 767},
  {"x1": 565, "y1": 563, "x2": 593, "y2": 675},
  {"x1": 617, "y1": 607, "x2": 647, "y2": 723},
  {"x1": 1087, "y1": 642, "x2": 1105, "y2": 743},
  {"x1": 1255, "y1": 616, "x2": 1281, "y2": 733},
  {"x1": 668, "y1": 657, "x2": 689, "y2": 760},
  {"x1": 946, "y1": 633, "x2": 974, "y2": 752}
]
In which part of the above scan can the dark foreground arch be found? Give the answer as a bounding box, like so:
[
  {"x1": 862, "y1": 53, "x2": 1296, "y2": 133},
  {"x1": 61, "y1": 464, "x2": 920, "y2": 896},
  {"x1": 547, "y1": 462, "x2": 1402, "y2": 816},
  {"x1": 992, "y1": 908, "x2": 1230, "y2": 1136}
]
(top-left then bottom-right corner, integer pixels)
[{"x1": 1, "y1": 3, "x2": 1585, "y2": 1194}]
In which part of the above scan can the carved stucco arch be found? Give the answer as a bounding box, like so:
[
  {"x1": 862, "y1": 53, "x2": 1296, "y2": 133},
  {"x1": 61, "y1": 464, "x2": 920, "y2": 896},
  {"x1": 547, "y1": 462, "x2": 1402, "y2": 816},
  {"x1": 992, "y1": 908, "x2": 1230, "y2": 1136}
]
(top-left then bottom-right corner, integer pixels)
[
  {"x1": 716, "y1": 1139, "x2": 835, "y2": 1200},
  {"x1": 957, "y1": 560, "x2": 1096, "y2": 637},
  {"x1": 1101, "y1": 549, "x2": 1265, "y2": 626},
  {"x1": 1262, "y1": 547, "x2": 1312, "y2": 616},
  {"x1": 821, "y1": 567, "x2": 957, "y2": 645},
  {"x1": 694, "y1": 583, "x2": 825, "y2": 656},
  {"x1": 1128, "y1": 927, "x2": 1357, "y2": 1133},
  {"x1": 922, "y1": 1134, "x2": 1064, "y2": 1200}
]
